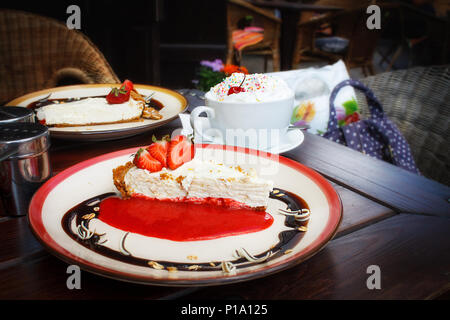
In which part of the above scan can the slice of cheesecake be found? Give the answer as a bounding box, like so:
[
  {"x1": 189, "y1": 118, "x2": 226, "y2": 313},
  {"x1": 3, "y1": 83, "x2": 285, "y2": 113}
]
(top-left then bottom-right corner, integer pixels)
[
  {"x1": 113, "y1": 159, "x2": 273, "y2": 210},
  {"x1": 35, "y1": 97, "x2": 144, "y2": 127}
]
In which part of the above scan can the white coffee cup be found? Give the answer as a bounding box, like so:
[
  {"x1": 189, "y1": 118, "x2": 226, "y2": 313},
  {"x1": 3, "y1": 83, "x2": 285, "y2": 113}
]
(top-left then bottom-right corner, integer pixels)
[{"x1": 190, "y1": 90, "x2": 295, "y2": 149}]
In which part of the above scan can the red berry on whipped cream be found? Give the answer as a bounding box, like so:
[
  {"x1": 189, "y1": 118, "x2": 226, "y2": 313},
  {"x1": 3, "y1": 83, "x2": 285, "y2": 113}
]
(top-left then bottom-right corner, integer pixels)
[
  {"x1": 227, "y1": 86, "x2": 246, "y2": 95},
  {"x1": 227, "y1": 73, "x2": 246, "y2": 96}
]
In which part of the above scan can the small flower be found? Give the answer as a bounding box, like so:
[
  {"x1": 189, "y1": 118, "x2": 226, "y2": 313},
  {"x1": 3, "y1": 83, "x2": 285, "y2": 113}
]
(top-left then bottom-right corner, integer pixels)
[
  {"x1": 200, "y1": 59, "x2": 224, "y2": 72},
  {"x1": 194, "y1": 59, "x2": 248, "y2": 92},
  {"x1": 221, "y1": 64, "x2": 249, "y2": 76}
]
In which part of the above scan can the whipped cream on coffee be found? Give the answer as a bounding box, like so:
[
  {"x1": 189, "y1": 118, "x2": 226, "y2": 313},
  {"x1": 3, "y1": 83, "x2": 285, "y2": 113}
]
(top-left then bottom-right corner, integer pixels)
[{"x1": 207, "y1": 73, "x2": 293, "y2": 103}]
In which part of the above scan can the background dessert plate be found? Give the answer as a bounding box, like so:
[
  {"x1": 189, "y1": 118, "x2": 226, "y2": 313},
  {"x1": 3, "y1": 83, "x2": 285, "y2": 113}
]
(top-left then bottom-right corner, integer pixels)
[
  {"x1": 7, "y1": 84, "x2": 188, "y2": 141},
  {"x1": 28, "y1": 145, "x2": 342, "y2": 286}
]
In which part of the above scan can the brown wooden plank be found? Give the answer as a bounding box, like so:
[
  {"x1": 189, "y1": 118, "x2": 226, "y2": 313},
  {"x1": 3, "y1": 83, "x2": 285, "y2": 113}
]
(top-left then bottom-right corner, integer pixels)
[
  {"x1": 0, "y1": 217, "x2": 46, "y2": 268},
  {"x1": 0, "y1": 254, "x2": 198, "y2": 300},
  {"x1": 284, "y1": 132, "x2": 450, "y2": 217},
  {"x1": 182, "y1": 214, "x2": 450, "y2": 300},
  {"x1": 332, "y1": 183, "x2": 396, "y2": 237}
]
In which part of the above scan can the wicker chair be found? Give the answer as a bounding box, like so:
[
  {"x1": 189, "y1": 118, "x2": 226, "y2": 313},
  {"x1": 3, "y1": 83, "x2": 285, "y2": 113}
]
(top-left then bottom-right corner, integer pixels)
[
  {"x1": 0, "y1": 9, "x2": 120, "y2": 104},
  {"x1": 226, "y1": 0, "x2": 281, "y2": 72},
  {"x1": 359, "y1": 65, "x2": 450, "y2": 186}
]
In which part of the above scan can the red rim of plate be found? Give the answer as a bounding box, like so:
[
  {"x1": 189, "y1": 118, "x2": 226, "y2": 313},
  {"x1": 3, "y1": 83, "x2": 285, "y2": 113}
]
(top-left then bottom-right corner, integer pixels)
[{"x1": 28, "y1": 144, "x2": 343, "y2": 287}]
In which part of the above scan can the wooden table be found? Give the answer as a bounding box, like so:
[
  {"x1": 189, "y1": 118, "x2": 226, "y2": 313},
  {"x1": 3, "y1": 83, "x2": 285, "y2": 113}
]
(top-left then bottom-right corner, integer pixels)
[
  {"x1": 1, "y1": 89, "x2": 449, "y2": 300},
  {"x1": 248, "y1": 0, "x2": 342, "y2": 70}
]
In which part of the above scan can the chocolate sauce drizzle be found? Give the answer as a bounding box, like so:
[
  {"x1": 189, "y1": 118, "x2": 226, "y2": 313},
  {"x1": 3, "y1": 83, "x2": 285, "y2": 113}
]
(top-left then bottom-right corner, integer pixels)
[{"x1": 61, "y1": 189, "x2": 310, "y2": 272}]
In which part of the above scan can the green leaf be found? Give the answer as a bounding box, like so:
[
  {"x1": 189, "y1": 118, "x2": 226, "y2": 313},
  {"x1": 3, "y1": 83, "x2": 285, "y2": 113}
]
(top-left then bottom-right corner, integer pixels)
[
  {"x1": 342, "y1": 97, "x2": 359, "y2": 116},
  {"x1": 195, "y1": 68, "x2": 226, "y2": 91}
]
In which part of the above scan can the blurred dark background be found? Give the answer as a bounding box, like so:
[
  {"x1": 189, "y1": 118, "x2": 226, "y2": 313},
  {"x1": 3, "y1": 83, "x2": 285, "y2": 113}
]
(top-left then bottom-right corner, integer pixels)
[
  {"x1": 3, "y1": 0, "x2": 227, "y2": 88},
  {"x1": 2, "y1": 0, "x2": 449, "y2": 91}
]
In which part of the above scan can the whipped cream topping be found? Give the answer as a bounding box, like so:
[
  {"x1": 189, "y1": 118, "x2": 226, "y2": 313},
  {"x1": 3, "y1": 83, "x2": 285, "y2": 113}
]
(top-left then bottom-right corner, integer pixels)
[
  {"x1": 36, "y1": 97, "x2": 144, "y2": 125},
  {"x1": 206, "y1": 73, "x2": 293, "y2": 103}
]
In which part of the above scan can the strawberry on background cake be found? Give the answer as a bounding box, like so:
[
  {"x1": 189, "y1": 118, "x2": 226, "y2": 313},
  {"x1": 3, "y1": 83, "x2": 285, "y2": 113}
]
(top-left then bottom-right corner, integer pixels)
[{"x1": 113, "y1": 135, "x2": 273, "y2": 210}]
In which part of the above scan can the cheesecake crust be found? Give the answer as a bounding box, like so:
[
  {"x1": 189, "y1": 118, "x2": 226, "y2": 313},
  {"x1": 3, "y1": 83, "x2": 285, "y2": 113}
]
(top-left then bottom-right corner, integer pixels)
[{"x1": 113, "y1": 161, "x2": 134, "y2": 198}]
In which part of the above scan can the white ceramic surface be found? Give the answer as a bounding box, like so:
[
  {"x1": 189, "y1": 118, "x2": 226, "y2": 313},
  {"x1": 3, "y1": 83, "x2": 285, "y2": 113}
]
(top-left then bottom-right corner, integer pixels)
[{"x1": 190, "y1": 93, "x2": 295, "y2": 146}]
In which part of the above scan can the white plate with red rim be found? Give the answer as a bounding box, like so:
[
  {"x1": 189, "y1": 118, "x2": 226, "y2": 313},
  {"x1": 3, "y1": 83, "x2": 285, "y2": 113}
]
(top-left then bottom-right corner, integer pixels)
[
  {"x1": 7, "y1": 84, "x2": 188, "y2": 141},
  {"x1": 28, "y1": 144, "x2": 342, "y2": 286}
]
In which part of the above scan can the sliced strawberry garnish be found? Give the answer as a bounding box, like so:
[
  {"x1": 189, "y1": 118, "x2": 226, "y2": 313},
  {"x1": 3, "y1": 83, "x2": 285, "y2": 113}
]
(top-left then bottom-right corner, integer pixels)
[
  {"x1": 147, "y1": 135, "x2": 170, "y2": 168},
  {"x1": 171, "y1": 135, "x2": 187, "y2": 143},
  {"x1": 167, "y1": 135, "x2": 195, "y2": 170},
  {"x1": 133, "y1": 148, "x2": 163, "y2": 172}
]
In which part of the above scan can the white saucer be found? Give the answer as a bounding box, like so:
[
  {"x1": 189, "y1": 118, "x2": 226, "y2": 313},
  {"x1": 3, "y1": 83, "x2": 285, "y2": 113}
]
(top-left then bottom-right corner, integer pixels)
[
  {"x1": 263, "y1": 129, "x2": 304, "y2": 154},
  {"x1": 178, "y1": 114, "x2": 304, "y2": 154},
  {"x1": 193, "y1": 128, "x2": 304, "y2": 155}
]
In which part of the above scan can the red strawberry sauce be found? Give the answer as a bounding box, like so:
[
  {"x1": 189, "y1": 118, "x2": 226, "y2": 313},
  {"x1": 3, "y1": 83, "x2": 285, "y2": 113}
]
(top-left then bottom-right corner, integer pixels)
[{"x1": 98, "y1": 197, "x2": 274, "y2": 242}]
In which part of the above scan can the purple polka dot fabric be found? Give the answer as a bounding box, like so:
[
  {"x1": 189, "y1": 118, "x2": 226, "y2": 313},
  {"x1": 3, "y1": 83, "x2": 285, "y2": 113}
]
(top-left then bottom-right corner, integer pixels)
[{"x1": 323, "y1": 79, "x2": 420, "y2": 174}]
